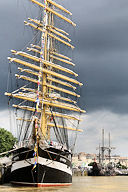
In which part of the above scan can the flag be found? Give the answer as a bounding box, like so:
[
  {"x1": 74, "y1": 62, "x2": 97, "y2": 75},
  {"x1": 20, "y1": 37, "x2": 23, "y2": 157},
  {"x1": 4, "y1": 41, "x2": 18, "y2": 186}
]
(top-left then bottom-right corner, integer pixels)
[
  {"x1": 32, "y1": 161, "x2": 37, "y2": 170},
  {"x1": 33, "y1": 151, "x2": 36, "y2": 157},
  {"x1": 50, "y1": 115, "x2": 53, "y2": 122},
  {"x1": 35, "y1": 98, "x2": 40, "y2": 104}
]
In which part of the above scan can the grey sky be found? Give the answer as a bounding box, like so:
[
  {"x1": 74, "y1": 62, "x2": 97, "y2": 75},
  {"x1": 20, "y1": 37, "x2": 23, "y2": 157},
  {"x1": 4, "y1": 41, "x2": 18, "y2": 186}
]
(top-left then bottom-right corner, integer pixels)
[{"x1": 1, "y1": 0, "x2": 128, "y2": 155}]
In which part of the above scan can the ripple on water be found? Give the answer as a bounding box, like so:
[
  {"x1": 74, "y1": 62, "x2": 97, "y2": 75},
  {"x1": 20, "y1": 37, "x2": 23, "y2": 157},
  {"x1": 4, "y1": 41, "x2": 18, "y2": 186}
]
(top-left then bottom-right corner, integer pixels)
[{"x1": 0, "y1": 176, "x2": 128, "y2": 192}]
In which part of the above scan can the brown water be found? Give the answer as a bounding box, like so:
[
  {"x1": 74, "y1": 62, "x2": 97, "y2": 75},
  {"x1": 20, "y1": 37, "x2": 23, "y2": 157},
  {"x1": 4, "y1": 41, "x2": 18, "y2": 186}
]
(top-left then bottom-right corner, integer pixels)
[{"x1": 0, "y1": 176, "x2": 128, "y2": 192}]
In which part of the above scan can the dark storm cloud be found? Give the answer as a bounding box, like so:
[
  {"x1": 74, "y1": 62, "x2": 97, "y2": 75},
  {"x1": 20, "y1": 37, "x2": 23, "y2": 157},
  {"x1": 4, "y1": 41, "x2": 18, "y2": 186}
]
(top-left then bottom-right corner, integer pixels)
[
  {"x1": 76, "y1": 49, "x2": 128, "y2": 113},
  {"x1": 1, "y1": 0, "x2": 128, "y2": 114},
  {"x1": 0, "y1": 0, "x2": 38, "y2": 108},
  {"x1": 70, "y1": 0, "x2": 128, "y2": 114}
]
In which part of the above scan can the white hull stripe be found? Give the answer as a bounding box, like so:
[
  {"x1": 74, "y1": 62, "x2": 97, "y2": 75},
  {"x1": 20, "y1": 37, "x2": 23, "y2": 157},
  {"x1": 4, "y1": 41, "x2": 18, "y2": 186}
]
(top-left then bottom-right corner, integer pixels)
[
  {"x1": 11, "y1": 157, "x2": 72, "y2": 175},
  {"x1": 11, "y1": 181, "x2": 72, "y2": 187}
]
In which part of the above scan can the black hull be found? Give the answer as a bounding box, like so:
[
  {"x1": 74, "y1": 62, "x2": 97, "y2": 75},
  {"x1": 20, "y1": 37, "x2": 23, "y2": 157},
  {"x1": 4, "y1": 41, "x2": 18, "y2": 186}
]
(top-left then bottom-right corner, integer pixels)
[{"x1": 11, "y1": 146, "x2": 72, "y2": 186}]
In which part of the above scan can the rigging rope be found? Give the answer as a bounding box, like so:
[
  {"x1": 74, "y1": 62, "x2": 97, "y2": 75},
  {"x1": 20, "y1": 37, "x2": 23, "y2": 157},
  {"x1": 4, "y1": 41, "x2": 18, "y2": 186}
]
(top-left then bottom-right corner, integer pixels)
[
  {"x1": 49, "y1": 106, "x2": 63, "y2": 144},
  {"x1": 21, "y1": 30, "x2": 40, "y2": 52},
  {"x1": 60, "y1": 108, "x2": 69, "y2": 149}
]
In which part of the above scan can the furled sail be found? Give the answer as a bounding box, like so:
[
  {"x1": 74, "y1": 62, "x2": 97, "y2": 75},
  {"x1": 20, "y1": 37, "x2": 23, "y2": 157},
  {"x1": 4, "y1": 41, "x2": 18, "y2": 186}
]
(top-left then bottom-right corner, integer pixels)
[{"x1": 5, "y1": 0, "x2": 85, "y2": 151}]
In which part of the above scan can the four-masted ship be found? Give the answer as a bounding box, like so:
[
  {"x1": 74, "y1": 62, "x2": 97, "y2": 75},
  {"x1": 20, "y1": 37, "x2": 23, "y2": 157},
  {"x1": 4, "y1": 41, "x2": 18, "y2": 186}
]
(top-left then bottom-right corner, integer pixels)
[{"x1": 5, "y1": 0, "x2": 85, "y2": 187}]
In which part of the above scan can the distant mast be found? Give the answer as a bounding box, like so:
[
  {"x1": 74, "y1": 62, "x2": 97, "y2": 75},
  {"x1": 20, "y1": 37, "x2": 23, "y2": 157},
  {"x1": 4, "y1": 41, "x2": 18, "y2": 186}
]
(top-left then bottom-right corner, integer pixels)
[
  {"x1": 108, "y1": 132, "x2": 111, "y2": 162},
  {"x1": 97, "y1": 130, "x2": 115, "y2": 164},
  {"x1": 101, "y1": 129, "x2": 105, "y2": 164},
  {"x1": 108, "y1": 132, "x2": 115, "y2": 162}
]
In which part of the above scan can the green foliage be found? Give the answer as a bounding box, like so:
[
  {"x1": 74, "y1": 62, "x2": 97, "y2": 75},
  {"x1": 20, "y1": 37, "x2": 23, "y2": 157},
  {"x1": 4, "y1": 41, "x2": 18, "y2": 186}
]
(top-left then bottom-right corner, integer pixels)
[
  {"x1": 0, "y1": 128, "x2": 17, "y2": 153},
  {"x1": 122, "y1": 165, "x2": 127, "y2": 169},
  {"x1": 116, "y1": 162, "x2": 127, "y2": 169},
  {"x1": 88, "y1": 162, "x2": 94, "y2": 166},
  {"x1": 116, "y1": 162, "x2": 121, "y2": 168}
]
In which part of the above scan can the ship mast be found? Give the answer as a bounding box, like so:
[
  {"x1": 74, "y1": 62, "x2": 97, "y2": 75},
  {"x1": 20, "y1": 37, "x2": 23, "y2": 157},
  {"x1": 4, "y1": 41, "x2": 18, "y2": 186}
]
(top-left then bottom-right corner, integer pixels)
[
  {"x1": 108, "y1": 132, "x2": 111, "y2": 162},
  {"x1": 101, "y1": 129, "x2": 105, "y2": 164},
  {"x1": 5, "y1": 0, "x2": 85, "y2": 145},
  {"x1": 41, "y1": 0, "x2": 48, "y2": 139},
  {"x1": 108, "y1": 132, "x2": 115, "y2": 163}
]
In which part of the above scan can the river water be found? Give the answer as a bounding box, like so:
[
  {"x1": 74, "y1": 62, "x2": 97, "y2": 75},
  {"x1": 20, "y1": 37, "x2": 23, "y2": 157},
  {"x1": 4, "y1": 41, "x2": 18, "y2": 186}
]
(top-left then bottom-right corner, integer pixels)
[{"x1": 0, "y1": 176, "x2": 128, "y2": 192}]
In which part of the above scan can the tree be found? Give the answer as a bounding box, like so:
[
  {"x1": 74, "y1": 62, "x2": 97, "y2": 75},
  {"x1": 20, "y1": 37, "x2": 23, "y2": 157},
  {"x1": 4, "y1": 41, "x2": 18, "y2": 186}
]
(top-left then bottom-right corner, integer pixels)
[
  {"x1": 116, "y1": 162, "x2": 127, "y2": 169},
  {"x1": 116, "y1": 162, "x2": 122, "y2": 168},
  {"x1": 0, "y1": 128, "x2": 17, "y2": 153},
  {"x1": 88, "y1": 162, "x2": 95, "y2": 166}
]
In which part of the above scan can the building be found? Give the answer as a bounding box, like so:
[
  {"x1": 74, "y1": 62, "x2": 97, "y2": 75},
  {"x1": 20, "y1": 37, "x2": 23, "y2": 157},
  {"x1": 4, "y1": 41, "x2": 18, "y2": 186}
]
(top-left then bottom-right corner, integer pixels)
[{"x1": 72, "y1": 152, "x2": 128, "y2": 168}]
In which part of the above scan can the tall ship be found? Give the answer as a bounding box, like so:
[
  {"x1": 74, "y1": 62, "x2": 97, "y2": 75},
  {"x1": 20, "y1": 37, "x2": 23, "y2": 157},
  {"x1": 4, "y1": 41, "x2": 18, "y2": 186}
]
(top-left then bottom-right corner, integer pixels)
[{"x1": 5, "y1": 0, "x2": 85, "y2": 187}]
